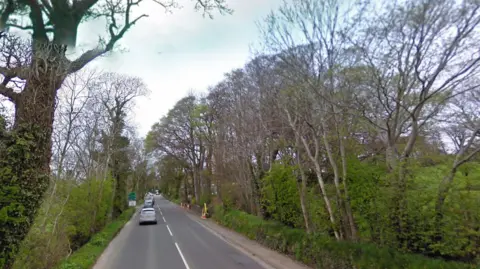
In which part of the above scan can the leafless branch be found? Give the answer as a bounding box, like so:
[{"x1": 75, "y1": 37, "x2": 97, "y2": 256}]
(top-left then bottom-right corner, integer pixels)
[{"x1": 68, "y1": 0, "x2": 148, "y2": 74}]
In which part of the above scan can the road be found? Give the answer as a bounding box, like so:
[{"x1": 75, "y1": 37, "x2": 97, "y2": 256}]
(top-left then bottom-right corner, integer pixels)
[{"x1": 94, "y1": 195, "x2": 266, "y2": 269}]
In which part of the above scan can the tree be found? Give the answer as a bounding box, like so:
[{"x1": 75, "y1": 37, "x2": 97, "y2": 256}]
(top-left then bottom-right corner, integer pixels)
[
  {"x1": 206, "y1": 68, "x2": 276, "y2": 215},
  {"x1": 353, "y1": 0, "x2": 480, "y2": 248},
  {"x1": 92, "y1": 72, "x2": 148, "y2": 219},
  {"x1": 147, "y1": 95, "x2": 204, "y2": 203},
  {"x1": 0, "y1": 0, "x2": 231, "y2": 266},
  {"x1": 42, "y1": 68, "x2": 96, "y2": 231},
  {"x1": 8, "y1": 69, "x2": 147, "y2": 269},
  {"x1": 258, "y1": 0, "x2": 362, "y2": 240},
  {"x1": 435, "y1": 90, "x2": 480, "y2": 232}
]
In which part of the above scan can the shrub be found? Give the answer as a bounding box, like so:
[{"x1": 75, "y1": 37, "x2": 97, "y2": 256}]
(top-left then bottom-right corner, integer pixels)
[
  {"x1": 212, "y1": 207, "x2": 476, "y2": 269},
  {"x1": 56, "y1": 207, "x2": 135, "y2": 269}
]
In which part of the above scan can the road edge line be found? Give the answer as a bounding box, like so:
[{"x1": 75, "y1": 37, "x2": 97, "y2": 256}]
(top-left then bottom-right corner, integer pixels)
[
  {"x1": 165, "y1": 198, "x2": 274, "y2": 268},
  {"x1": 184, "y1": 213, "x2": 275, "y2": 269},
  {"x1": 174, "y1": 242, "x2": 191, "y2": 269},
  {"x1": 93, "y1": 208, "x2": 139, "y2": 269}
]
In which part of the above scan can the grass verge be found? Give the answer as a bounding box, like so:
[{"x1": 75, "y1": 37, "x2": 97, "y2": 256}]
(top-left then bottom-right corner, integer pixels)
[
  {"x1": 55, "y1": 207, "x2": 135, "y2": 269},
  {"x1": 212, "y1": 206, "x2": 476, "y2": 269}
]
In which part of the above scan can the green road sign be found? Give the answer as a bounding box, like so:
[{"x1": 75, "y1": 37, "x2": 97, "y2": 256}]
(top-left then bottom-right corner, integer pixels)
[{"x1": 128, "y1": 192, "x2": 136, "y2": 201}]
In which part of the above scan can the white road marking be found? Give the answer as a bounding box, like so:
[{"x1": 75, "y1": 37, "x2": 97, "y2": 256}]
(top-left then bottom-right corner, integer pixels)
[
  {"x1": 184, "y1": 213, "x2": 275, "y2": 269},
  {"x1": 166, "y1": 224, "x2": 173, "y2": 236},
  {"x1": 162, "y1": 216, "x2": 166, "y2": 222},
  {"x1": 175, "y1": 242, "x2": 191, "y2": 269}
]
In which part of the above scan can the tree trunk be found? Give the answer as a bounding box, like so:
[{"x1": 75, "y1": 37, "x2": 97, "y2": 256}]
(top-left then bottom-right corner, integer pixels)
[
  {"x1": 0, "y1": 71, "x2": 63, "y2": 268},
  {"x1": 322, "y1": 125, "x2": 349, "y2": 239},
  {"x1": 313, "y1": 163, "x2": 340, "y2": 240},
  {"x1": 193, "y1": 168, "x2": 200, "y2": 203},
  {"x1": 184, "y1": 173, "x2": 189, "y2": 203},
  {"x1": 385, "y1": 144, "x2": 398, "y2": 172},
  {"x1": 112, "y1": 158, "x2": 127, "y2": 219},
  {"x1": 298, "y1": 132, "x2": 340, "y2": 240},
  {"x1": 333, "y1": 104, "x2": 358, "y2": 240},
  {"x1": 248, "y1": 157, "x2": 263, "y2": 217},
  {"x1": 52, "y1": 16, "x2": 81, "y2": 48},
  {"x1": 295, "y1": 150, "x2": 311, "y2": 233},
  {"x1": 204, "y1": 147, "x2": 213, "y2": 202},
  {"x1": 391, "y1": 158, "x2": 409, "y2": 249},
  {"x1": 339, "y1": 139, "x2": 357, "y2": 241}
]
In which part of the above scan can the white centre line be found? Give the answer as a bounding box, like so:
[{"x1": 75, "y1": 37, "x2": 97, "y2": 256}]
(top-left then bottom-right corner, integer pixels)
[
  {"x1": 175, "y1": 242, "x2": 191, "y2": 269},
  {"x1": 162, "y1": 216, "x2": 166, "y2": 222},
  {"x1": 166, "y1": 224, "x2": 173, "y2": 236}
]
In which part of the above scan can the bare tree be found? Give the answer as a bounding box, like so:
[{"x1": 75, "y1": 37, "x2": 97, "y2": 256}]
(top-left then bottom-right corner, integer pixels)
[
  {"x1": 436, "y1": 89, "x2": 480, "y2": 228},
  {"x1": 92, "y1": 72, "x2": 148, "y2": 219},
  {"x1": 352, "y1": 0, "x2": 480, "y2": 245},
  {"x1": 356, "y1": 0, "x2": 480, "y2": 171},
  {"x1": 43, "y1": 68, "x2": 97, "y2": 230},
  {"x1": 258, "y1": 0, "x2": 362, "y2": 240},
  {"x1": 52, "y1": 69, "x2": 98, "y2": 178}
]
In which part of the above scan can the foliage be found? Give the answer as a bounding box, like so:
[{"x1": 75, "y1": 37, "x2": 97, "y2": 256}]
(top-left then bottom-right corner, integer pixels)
[
  {"x1": 147, "y1": 95, "x2": 214, "y2": 204},
  {"x1": 55, "y1": 207, "x2": 135, "y2": 269},
  {"x1": 12, "y1": 176, "x2": 115, "y2": 269},
  {"x1": 0, "y1": 0, "x2": 230, "y2": 265},
  {"x1": 0, "y1": 126, "x2": 51, "y2": 268},
  {"x1": 146, "y1": 0, "x2": 480, "y2": 259},
  {"x1": 7, "y1": 70, "x2": 150, "y2": 269},
  {"x1": 212, "y1": 207, "x2": 475, "y2": 269},
  {"x1": 261, "y1": 164, "x2": 304, "y2": 228}
]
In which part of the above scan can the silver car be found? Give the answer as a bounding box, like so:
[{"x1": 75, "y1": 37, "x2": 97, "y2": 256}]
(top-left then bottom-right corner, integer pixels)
[{"x1": 139, "y1": 208, "x2": 157, "y2": 225}]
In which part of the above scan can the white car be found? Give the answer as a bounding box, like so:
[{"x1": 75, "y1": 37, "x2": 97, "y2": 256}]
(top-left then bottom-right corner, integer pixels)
[{"x1": 139, "y1": 208, "x2": 157, "y2": 225}]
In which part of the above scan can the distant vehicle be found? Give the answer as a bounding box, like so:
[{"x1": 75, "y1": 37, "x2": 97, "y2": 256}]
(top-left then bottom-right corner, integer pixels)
[
  {"x1": 139, "y1": 208, "x2": 157, "y2": 225},
  {"x1": 155, "y1": 190, "x2": 159, "y2": 195},
  {"x1": 143, "y1": 203, "x2": 154, "y2": 209},
  {"x1": 144, "y1": 200, "x2": 153, "y2": 207}
]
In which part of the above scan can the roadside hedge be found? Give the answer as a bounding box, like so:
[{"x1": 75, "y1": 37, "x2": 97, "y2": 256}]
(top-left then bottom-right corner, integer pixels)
[
  {"x1": 212, "y1": 206, "x2": 476, "y2": 269},
  {"x1": 56, "y1": 207, "x2": 135, "y2": 269}
]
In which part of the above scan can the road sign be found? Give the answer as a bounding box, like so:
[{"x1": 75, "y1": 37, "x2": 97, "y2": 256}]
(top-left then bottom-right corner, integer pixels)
[
  {"x1": 128, "y1": 200, "x2": 136, "y2": 207},
  {"x1": 128, "y1": 192, "x2": 136, "y2": 201}
]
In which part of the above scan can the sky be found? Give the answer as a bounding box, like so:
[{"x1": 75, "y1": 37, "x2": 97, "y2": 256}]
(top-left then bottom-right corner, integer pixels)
[{"x1": 74, "y1": 0, "x2": 283, "y2": 137}]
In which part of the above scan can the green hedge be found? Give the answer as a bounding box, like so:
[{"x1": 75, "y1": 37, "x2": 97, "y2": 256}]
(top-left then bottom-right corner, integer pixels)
[
  {"x1": 55, "y1": 207, "x2": 135, "y2": 269},
  {"x1": 212, "y1": 207, "x2": 476, "y2": 269}
]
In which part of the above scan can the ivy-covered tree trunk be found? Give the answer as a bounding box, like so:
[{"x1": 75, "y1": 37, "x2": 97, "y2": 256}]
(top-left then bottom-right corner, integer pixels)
[
  {"x1": 0, "y1": 63, "x2": 65, "y2": 268},
  {"x1": 112, "y1": 158, "x2": 128, "y2": 219}
]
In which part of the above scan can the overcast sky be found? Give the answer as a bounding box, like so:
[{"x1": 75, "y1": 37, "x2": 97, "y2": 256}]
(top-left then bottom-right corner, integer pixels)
[{"x1": 73, "y1": 0, "x2": 282, "y2": 137}]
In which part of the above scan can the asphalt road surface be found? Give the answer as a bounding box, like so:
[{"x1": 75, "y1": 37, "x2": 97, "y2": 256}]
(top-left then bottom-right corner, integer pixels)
[{"x1": 95, "y1": 195, "x2": 265, "y2": 269}]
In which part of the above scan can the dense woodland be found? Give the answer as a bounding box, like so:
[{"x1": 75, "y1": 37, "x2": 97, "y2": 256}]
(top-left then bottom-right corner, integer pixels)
[
  {"x1": 0, "y1": 0, "x2": 480, "y2": 268},
  {"x1": 145, "y1": 0, "x2": 480, "y2": 265}
]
